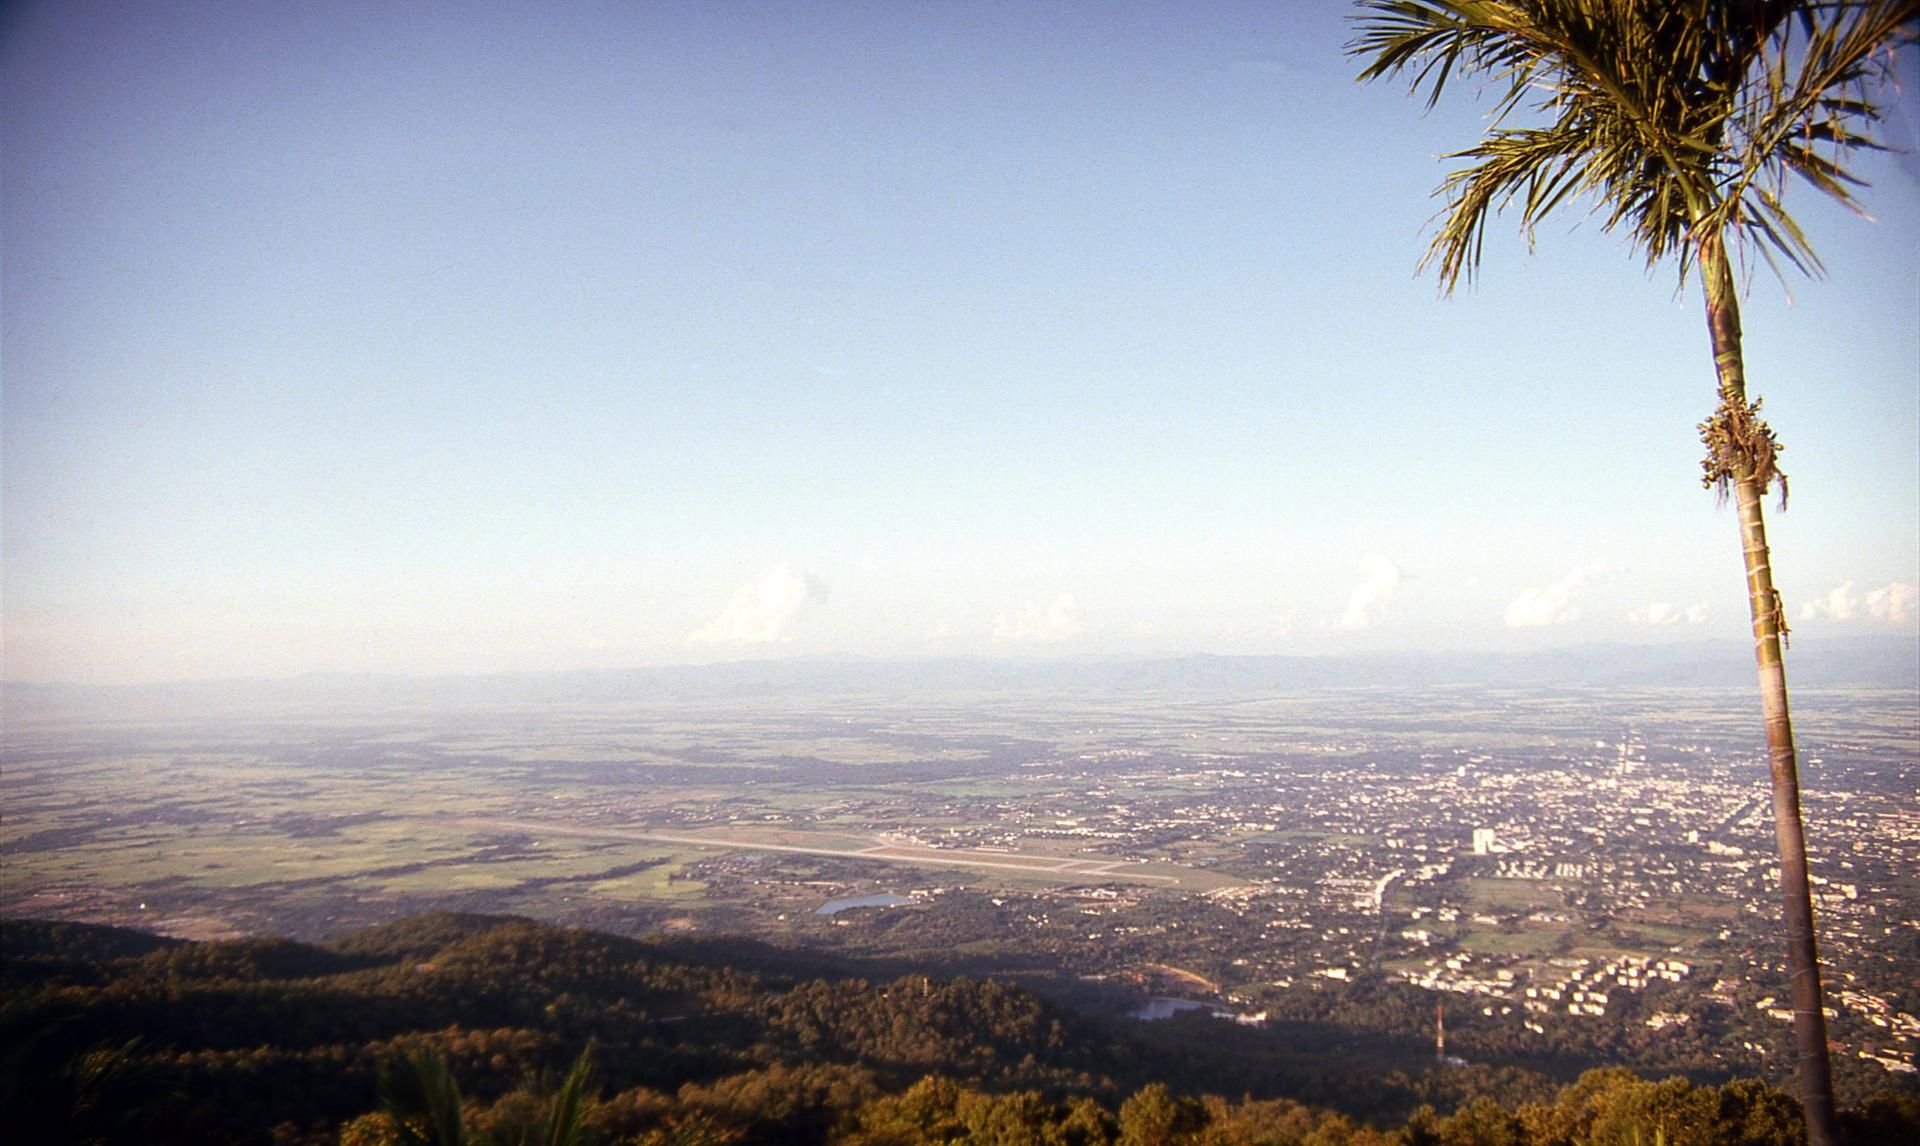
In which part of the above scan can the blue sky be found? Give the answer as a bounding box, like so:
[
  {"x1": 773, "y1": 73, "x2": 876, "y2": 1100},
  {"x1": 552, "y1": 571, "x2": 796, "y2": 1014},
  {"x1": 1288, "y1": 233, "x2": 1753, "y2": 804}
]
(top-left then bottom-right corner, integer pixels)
[{"x1": 4, "y1": 0, "x2": 1917, "y2": 684}]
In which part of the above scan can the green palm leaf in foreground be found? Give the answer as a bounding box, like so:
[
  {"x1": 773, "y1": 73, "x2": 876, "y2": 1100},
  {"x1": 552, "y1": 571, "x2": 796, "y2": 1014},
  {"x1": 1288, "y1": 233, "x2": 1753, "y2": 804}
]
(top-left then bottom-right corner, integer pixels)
[
  {"x1": 381, "y1": 1047, "x2": 469, "y2": 1146},
  {"x1": 378, "y1": 1045, "x2": 601, "y2": 1146},
  {"x1": 1350, "y1": 3, "x2": 1919, "y2": 1145}
]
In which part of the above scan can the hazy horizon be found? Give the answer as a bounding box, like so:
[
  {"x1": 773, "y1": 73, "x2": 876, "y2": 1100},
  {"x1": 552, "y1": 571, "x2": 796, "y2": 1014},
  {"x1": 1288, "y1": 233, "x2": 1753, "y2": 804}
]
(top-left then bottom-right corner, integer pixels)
[
  {"x1": 6, "y1": 634, "x2": 1915, "y2": 702},
  {"x1": 6, "y1": 1, "x2": 1918, "y2": 686}
]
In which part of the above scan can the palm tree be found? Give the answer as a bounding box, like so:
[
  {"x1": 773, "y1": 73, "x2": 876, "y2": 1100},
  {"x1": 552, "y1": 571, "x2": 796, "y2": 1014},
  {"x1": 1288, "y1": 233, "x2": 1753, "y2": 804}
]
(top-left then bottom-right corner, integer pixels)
[{"x1": 1349, "y1": 3, "x2": 1919, "y2": 1143}]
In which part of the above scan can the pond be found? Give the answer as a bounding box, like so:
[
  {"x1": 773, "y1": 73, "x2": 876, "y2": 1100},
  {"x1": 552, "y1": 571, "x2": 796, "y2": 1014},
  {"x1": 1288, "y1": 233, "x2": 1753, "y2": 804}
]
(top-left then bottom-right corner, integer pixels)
[
  {"x1": 1128, "y1": 997, "x2": 1218, "y2": 1021},
  {"x1": 814, "y1": 893, "x2": 914, "y2": 916}
]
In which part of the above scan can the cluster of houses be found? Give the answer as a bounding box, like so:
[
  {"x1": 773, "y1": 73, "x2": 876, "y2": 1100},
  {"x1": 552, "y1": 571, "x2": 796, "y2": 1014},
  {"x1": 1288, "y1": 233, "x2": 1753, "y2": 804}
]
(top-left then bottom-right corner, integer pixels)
[
  {"x1": 1390, "y1": 951, "x2": 1694, "y2": 1023},
  {"x1": 1521, "y1": 954, "x2": 1693, "y2": 1017}
]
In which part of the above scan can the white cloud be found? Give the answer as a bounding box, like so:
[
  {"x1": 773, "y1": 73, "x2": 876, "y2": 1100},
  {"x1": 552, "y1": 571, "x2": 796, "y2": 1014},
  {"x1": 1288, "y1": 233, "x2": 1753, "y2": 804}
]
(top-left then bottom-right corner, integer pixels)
[
  {"x1": 1865, "y1": 582, "x2": 1916, "y2": 625},
  {"x1": 993, "y1": 595, "x2": 1082, "y2": 643},
  {"x1": 1505, "y1": 563, "x2": 1612, "y2": 628},
  {"x1": 1799, "y1": 580, "x2": 1916, "y2": 625},
  {"x1": 688, "y1": 564, "x2": 828, "y2": 644},
  {"x1": 1628, "y1": 601, "x2": 1709, "y2": 626},
  {"x1": 1801, "y1": 581, "x2": 1859, "y2": 622},
  {"x1": 1339, "y1": 554, "x2": 1401, "y2": 630}
]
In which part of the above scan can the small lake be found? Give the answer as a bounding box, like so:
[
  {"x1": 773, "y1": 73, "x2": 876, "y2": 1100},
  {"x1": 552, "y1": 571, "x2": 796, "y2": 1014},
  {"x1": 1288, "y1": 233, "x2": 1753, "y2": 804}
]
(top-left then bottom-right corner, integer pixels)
[
  {"x1": 1128, "y1": 997, "x2": 1216, "y2": 1021},
  {"x1": 814, "y1": 893, "x2": 913, "y2": 916}
]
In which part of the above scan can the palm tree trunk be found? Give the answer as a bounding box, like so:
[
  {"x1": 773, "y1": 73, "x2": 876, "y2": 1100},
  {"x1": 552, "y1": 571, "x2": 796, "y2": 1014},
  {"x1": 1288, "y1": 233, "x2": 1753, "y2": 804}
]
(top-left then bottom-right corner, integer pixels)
[{"x1": 1700, "y1": 238, "x2": 1841, "y2": 1146}]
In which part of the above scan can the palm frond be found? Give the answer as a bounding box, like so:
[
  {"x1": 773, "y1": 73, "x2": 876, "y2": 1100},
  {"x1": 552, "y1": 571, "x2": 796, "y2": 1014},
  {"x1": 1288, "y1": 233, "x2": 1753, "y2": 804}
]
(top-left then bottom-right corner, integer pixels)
[
  {"x1": 1350, "y1": 1, "x2": 1546, "y2": 112},
  {"x1": 1744, "y1": 185, "x2": 1824, "y2": 275},
  {"x1": 538, "y1": 1046, "x2": 598, "y2": 1146},
  {"x1": 1711, "y1": 0, "x2": 1920, "y2": 250},
  {"x1": 1351, "y1": 0, "x2": 1920, "y2": 289},
  {"x1": 1424, "y1": 123, "x2": 1599, "y2": 285},
  {"x1": 381, "y1": 1047, "x2": 470, "y2": 1146}
]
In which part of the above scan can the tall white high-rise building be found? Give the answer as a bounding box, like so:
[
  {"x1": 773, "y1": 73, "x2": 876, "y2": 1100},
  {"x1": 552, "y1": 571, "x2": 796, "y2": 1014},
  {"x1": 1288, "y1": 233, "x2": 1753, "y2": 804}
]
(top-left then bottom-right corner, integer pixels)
[{"x1": 1472, "y1": 827, "x2": 1496, "y2": 855}]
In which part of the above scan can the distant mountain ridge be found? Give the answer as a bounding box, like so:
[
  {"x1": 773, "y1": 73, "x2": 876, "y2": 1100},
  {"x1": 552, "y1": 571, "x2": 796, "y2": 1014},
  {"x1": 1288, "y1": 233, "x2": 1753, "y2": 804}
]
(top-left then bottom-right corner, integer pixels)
[{"x1": 4, "y1": 637, "x2": 1914, "y2": 714}]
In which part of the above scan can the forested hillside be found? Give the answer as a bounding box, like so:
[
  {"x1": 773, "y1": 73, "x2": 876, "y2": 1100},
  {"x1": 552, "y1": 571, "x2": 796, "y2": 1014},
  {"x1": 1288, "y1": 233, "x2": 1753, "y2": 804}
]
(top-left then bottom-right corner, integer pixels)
[{"x1": 4, "y1": 914, "x2": 1916, "y2": 1144}]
